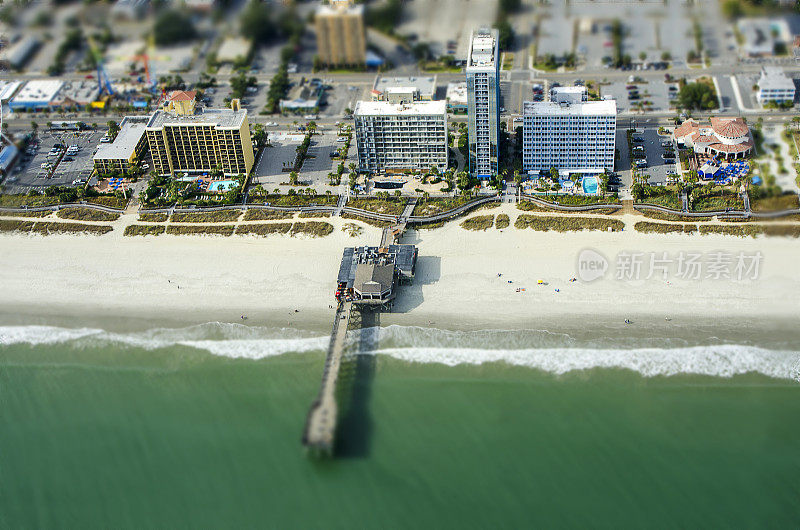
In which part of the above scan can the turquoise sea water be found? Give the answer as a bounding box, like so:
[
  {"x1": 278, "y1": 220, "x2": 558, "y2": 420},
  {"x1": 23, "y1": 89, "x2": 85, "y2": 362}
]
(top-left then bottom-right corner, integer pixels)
[{"x1": 1, "y1": 319, "x2": 799, "y2": 528}]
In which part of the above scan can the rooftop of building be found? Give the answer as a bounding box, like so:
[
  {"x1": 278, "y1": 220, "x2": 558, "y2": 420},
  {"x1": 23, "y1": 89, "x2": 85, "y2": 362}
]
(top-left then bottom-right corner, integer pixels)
[
  {"x1": 317, "y1": 0, "x2": 363, "y2": 16},
  {"x1": 169, "y1": 90, "x2": 197, "y2": 102},
  {"x1": 710, "y1": 117, "x2": 750, "y2": 139},
  {"x1": 0, "y1": 80, "x2": 22, "y2": 102},
  {"x1": 146, "y1": 106, "x2": 248, "y2": 129},
  {"x1": 446, "y1": 81, "x2": 468, "y2": 103},
  {"x1": 355, "y1": 100, "x2": 447, "y2": 117},
  {"x1": 523, "y1": 99, "x2": 616, "y2": 117},
  {"x1": 54, "y1": 80, "x2": 100, "y2": 104},
  {"x1": 337, "y1": 245, "x2": 416, "y2": 289},
  {"x1": 354, "y1": 263, "x2": 395, "y2": 295},
  {"x1": 93, "y1": 116, "x2": 149, "y2": 161},
  {"x1": 467, "y1": 28, "x2": 497, "y2": 70},
  {"x1": 373, "y1": 76, "x2": 437, "y2": 98},
  {"x1": 673, "y1": 117, "x2": 750, "y2": 141},
  {"x1": 11, "y1": 79, "x2": 64, "y2": 103},
  {"x1": 758, "y1": 66, "x2": 795, "y2": 90},
  {"x1": 216, "y1": 37, "x2": 252, "y2": 63}
]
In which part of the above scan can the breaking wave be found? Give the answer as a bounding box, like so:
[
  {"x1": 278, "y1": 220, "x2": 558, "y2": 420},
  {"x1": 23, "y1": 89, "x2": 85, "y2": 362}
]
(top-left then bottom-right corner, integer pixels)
[{"x1": 1, "y1": 323, "x2": 798, "y2": 381}]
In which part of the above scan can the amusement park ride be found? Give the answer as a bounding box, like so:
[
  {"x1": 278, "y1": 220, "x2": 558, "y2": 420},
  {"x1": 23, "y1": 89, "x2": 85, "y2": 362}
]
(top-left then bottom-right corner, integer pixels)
[{"x1": 87, "y1": 33, "x2": 163, "y2": 110}]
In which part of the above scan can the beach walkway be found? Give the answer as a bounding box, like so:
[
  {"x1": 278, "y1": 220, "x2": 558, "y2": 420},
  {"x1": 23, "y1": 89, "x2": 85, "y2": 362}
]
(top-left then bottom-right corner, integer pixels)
[{"x1": 302, "y1": 300, "x2": 353, "y2": 453}]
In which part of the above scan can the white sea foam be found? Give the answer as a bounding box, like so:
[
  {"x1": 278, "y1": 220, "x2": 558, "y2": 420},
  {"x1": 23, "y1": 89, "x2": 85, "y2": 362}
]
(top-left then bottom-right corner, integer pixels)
[
  {"x1": 371, "y1": 344, "x2": 800, "y2": 381},
  {"x1": 1, "y1": 324, "x2": 798, "y2": 381},
  {"x1": 0, "y1": 325, "x2": 102, "y2": 345}
]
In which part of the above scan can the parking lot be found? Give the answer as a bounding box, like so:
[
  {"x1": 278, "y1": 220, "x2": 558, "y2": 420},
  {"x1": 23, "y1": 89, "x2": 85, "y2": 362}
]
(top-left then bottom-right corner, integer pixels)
[
  {"x1": 320, "y1": 84, "x2": 369, "y2": 118},
  {"x1": 253, "y1": 132, "x2": 355, "y2": 192},
  {"x1": 4, "y1": 129, "x2": 101, "y2": 193},
  {"x1": 630, "y1": 128, "x2": 678, "y2": 186},
  {"x1": 601, "y1": 80, "x2": 675, "y2": 114}
]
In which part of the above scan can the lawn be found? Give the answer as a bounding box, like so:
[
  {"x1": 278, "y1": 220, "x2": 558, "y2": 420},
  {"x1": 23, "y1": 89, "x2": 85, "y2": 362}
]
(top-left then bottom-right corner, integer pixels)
[
  {"x1": 165, "y1": 225, "x2": 236, "y2": 236},
  {"x1": 171, "y1": 210, "x2": 242, "y2": 223},
  {"x1": 637, "y1": 186, "x2": 683, "y2": 210},
  {"x1": 0, "y1": 195, "x2": 60, "y2": 208},
  {"x1": 56, "y1": 208, "x2": 120, "y2": 222},
  {"x1": 634, "y1": 221, "x2": 697, "y2": 235},
  {"x1": 235, "y1": 223, "x2": 293, "y2": 236},
  {"x1": 412, "y1": 196, "x2": 474, "y2": 217},
  {"x1": 536, "y1": 195, "x2": 621, "y2": 206},
  {"x1": 138, "y1": 212, "x2": 169, "y2": 222},
  {"x1": 124, "y1": 225, "x2": 166, "y2": 237},
  {"x1": 750, "y1": 193, "x2": 799, "y2": 212},
  {"x1": 0, "y1": 194, "x2": 126, "y2": 210},
  {"x1": 514, "y1": 215, "x2": 624, "y2": 232},
  {"x1": 692, "y1": 191, "x2": 744, "y2": 211},
  {"x1": 261, "y1": 194, "x2": 337, "y2": 207},
  {"x1": 460, "y1": 215, "x2": 495, "y2": 231},
  {"x1": 0, "y1": 219, "x2": 113, "y2": 235},
  {"x1": 242, "y1": 209, "x2": 295, "y2": 221},
  {"x1": 85, "y1": 196, "x2": 129, "y2": 209},
  {"x1": 348, "y1": 198, "x2": 406, "y2": 215},
  {"x1": 290, "y1": 221, "x2": 334, "y2": 237}
]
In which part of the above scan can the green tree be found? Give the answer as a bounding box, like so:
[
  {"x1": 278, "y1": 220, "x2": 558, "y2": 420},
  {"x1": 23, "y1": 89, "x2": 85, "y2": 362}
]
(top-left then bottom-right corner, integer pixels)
[
  {"x1": 721, "y1": 0, "x2": 743, "y2": 20},
  {"x1": 153, "y1": 10, "x2": 196, "y2": 46},
  {"x1": 678, "y1": 81, "x2": 718, "y2": 110},
  {"x1": 240, "y1": 0, "x2": 275, "y2": 44},
  {"x1": 499, "y1": 0, "x2": 521, "y2": 14},
  {"x1": 107, "y1": 120, "x2": 120, "y2": 140},
  {"x1": 493, "y1": 18, "x2": 514, "y2": 51},
  {"x1": 252, "y1": 124, "x2": 267, "y2": 148}
]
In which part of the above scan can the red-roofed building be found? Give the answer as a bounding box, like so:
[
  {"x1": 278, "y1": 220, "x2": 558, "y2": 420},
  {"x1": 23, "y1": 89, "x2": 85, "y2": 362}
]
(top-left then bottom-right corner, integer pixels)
[
  {"x1": 673, "y1": 117, "x2": 752, "y2": 160},
  {"x1": 166, "y1": 90, "x2": 197, "y2": 116}
]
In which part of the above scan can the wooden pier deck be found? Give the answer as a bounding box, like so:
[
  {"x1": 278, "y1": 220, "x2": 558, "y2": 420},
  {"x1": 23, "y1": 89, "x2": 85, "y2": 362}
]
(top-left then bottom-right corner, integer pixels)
[{"x1": 302, "y1": 301, "x2": 352, "y2": 453}]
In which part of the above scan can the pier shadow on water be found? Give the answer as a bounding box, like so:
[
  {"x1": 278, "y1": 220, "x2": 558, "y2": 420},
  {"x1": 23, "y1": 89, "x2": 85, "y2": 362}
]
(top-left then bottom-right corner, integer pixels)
[{"x1": 334, "y1": 307, "x2": 380, "y2": 459}]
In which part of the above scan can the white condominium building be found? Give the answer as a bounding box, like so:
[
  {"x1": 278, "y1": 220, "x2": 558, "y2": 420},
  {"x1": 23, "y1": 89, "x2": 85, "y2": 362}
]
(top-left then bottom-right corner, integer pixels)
[
  {"x1": 466, "y1": 28, "x2": 500, "y2": 179},
  {"x1": 522, "y1": 99, "x2": 616, "y2": 174},
  {"x1": 756, "y1": 66, "x2": 796, "y2": 105},
  {"x1": 354, "y1": 100, "x2": 448, "y2": 174}
]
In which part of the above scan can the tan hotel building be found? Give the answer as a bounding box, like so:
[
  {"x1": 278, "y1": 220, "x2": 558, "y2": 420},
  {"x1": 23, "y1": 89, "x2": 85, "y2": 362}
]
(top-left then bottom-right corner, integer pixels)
[
  {"x1": 315, "y1": 0, "x2": 366, "y2": 66},
  {"x1": 145, "y1": 98, "x2": 255, "y2": 177}
]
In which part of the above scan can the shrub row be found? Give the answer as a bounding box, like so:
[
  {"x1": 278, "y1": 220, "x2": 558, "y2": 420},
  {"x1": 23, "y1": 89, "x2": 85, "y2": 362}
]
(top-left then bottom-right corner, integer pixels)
[
  {"x1": 0, "y1": 219, "x2": 113, "y2": 235},
  {"x1": 56, "y1": 208, "x2": 120, "y2": 222},
  {"x1": 514, "y1": 215, "x2": 624, "y2": 232}
]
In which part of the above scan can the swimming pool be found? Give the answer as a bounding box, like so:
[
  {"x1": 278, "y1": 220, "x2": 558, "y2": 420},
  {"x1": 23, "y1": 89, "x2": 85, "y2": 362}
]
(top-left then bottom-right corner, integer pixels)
[
  {"x1": 207, "y1": 180, "x2": 238, "y2": 192},
  {"x1": 582, "y1": 176, "x2": 599, "y2": 194}
]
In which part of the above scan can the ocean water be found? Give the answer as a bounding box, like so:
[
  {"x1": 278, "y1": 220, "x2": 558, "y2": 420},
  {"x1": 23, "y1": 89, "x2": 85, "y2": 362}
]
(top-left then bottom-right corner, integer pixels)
[{"x1": 1, "y1": 318, "x2": 799, "y2": 528}]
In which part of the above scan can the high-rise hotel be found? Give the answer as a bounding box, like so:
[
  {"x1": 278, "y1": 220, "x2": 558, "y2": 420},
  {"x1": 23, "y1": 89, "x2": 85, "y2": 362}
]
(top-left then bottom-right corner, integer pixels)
[
  {"x1": 354, "y1": 100, "x2": 448, "y2": 174},
  {"x1": 466, "y1": 28, "x2": 500, "y2": 179},
  {"x1": 522, "y1": 88, "x2": 616, "y2": 175},
  {"x1": 145, "y1": 92, "x2": 255, "y2": 177}
]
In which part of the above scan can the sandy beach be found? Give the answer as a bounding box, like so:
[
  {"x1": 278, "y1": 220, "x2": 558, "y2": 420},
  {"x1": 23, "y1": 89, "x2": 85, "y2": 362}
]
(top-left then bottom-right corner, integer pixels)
[{"x1": 1, "y1": 205, "x2": 799, "y2": 328}]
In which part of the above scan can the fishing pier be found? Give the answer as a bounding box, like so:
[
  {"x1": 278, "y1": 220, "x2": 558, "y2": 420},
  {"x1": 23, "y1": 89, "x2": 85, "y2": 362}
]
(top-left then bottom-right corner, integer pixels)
[{"x1": 302, "y1": 221, "x2": 417, "y2": 454}]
